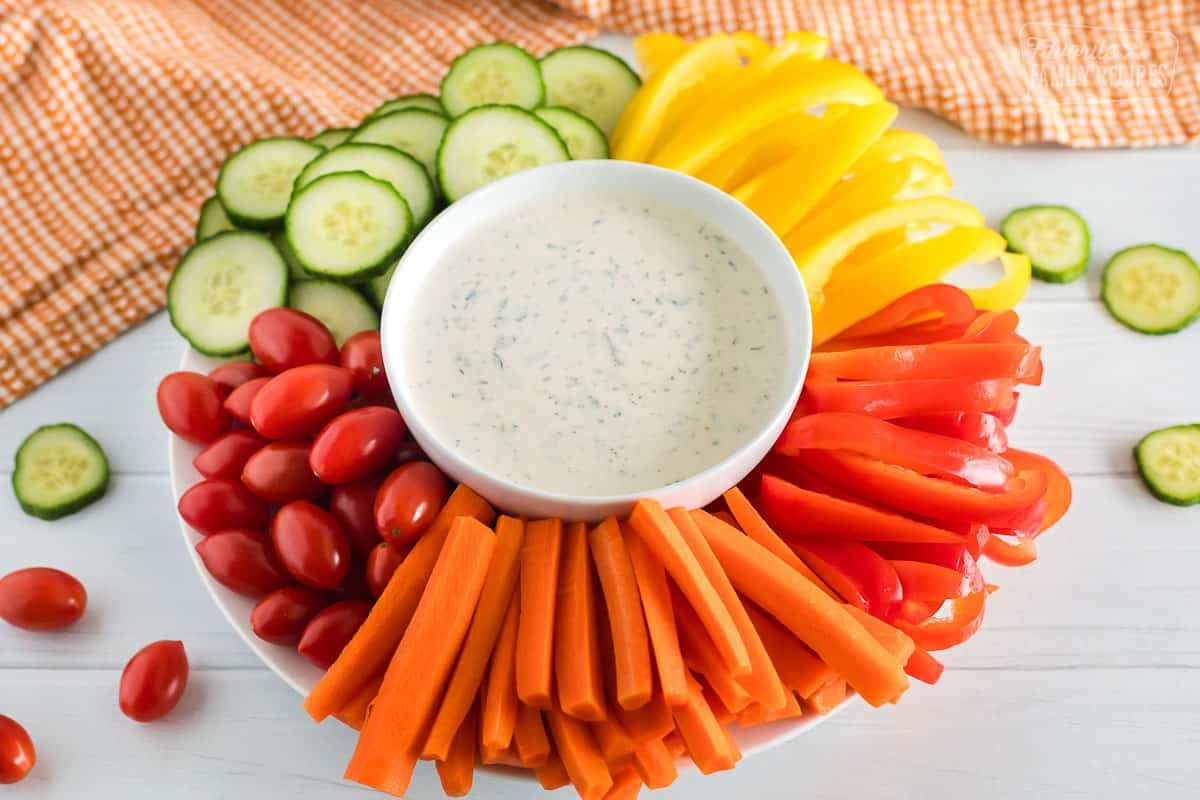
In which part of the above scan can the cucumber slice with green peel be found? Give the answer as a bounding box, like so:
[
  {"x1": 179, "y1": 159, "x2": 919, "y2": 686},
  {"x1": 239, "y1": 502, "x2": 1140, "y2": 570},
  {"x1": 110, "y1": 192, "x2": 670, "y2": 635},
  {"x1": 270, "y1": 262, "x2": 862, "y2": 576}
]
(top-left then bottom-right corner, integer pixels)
[
  {"x1": 533, "y1": 107, "x2": 609, "y2": 159},
  {"x1": 168, "y1": 231, "x2": 289, "y2": 355},
  {"x1": 289, "y1": 279, "x2": 379, "y2": 346},
  {"x1": 13, "y1": 424, "x2": 109, "y2": 520},
  {"x1": 271, "y1": 231, "x2": 309, "y2": 280},
  {"x1": 539, "y1": 45, "x2": 641, "y2": 135},
  {"x1": 436, "y1": 105, "x2": 569, "y2": 202},
  {"x1": 1135, "y1": 425, "x2": 1200, "y2": 506},
  {"x1": 1001, "y1": 205, "x2": 1090, "y2": 283},
  {"x1": 1102, "y1": 244, "x2": 1200, "y2": 335},
  {"x1": 196, "y1": 196, "x2": 237, "y2": 241},
  {"x1": 440, "y1": 42, "x2": 545, "y2": 117},
  {"x1": 294, "y1": 142, "x2": 437, "y2": 226},
  {"x1": 367, "y1": 263, "x2": 396, "y2": 308},
  {"x1": 368, "y1": 93, "x2": 445, "y2": 119},
  {"x1": 350, "y1": 108, "x2": 448, "y2": 177},
  {"x1": 216, "y1": 137, "x2": 323, "y2": 229},
  {"x1": 310, "y1": 127, "x2": 354, "y2": 149}
]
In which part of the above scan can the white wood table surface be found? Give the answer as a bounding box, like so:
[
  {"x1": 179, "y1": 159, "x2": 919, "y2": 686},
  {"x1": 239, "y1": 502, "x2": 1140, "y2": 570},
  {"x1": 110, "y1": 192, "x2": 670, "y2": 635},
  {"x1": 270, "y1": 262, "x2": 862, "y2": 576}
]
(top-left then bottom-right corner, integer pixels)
[{"x1": 2, "y1": 34, "x2": 1199, "y2": 800}]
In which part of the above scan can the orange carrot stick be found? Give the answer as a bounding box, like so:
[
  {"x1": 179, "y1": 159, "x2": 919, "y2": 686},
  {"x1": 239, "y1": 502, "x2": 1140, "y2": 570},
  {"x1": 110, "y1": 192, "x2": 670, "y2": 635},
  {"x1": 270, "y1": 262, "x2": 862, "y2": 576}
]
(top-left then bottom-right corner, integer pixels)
[
  {"x1": 737, "y1": 691, "x2": 803, "y2": 727},
  {"x1": 615, "y1": 689, "x2": 676, "y2": 743},
  {"x1": 535, "y1": 752, "x2": 571, "y2": 790},
  {"x1": 675, "y1": 597, "x2": 752, "y2": 713},
  {"x1": 424, "y1": 515, "x2": 526, "y2": 759},
  {"x1": 843, "y1": 605, "x2": 916, "y2": 667},
  {"x1": 744, "y1": 603, "x2": 833, "y2": 698},
  {"x1": 593, "y1": 714, "x2": 636, "y2": 769},
  {"x1": 603, "y1": 766, "x2": 644, "y2": 800},
  {"x1": 305, "y1": 486, "x2": 495, "y2": 721},
  {"x1": 627, "y1": 500, "x2": 750, "y2": 677},
  {"x1": 624, "y1": 532, "x2": 688, "y2": 707},
  {"x1": 700, "y1": 684, "x2": 736, "y2": 725},
  {"x1": 713, "y1": 510, "x2": 739, "y2": 528},
  {"x1": 334, "y1": 672, "x2": 382, "y2": 731},
  {"x1": 517, "y1": 518, "x2": 563, "y2": 709},
  {"x1": 692, "y1": 509, "x2": 909, "y2": 707},
  {"x1": 514, "y1": 704, "x2": 552, "y2": 768},
  {"x1": 719, "y1": 490, "x2": 836, "y2": 596},
  {"x1": 344, "y1": 517, "x2": 496, "y2": 796},
  {"x1": 672, "y1": 678, "x2": 740, "y2": 775},
  {"x1": 435, "y1": 703, "x2": 476, "y2": 797},
  {"x1": 667, "y1": 507, "x2": 788, "y2": 712},
  {"x1": 805, "y1": 678, "x2": 847, "y2": 714},
  {"x1": 479, "y1": 741, "x2": 522, "y2": 767},
  {"x1": 556, "y1": 521, "x2": 606, "y2": 721},
  {"x1": 590, "y1": 518, "x2": 654, "y2": 710},
  {"x1": 631, "y1": 736, "x2": 678, "y2": 789},
  {"x1": 545, "y1": 708, "x2": 615, "y2": 800},
  {"x1": 481, "y1": 593, "x2": 521, "y2": 750},
  {"x1": 662, "y1": 732, "x2": 686, "y2": 759}
]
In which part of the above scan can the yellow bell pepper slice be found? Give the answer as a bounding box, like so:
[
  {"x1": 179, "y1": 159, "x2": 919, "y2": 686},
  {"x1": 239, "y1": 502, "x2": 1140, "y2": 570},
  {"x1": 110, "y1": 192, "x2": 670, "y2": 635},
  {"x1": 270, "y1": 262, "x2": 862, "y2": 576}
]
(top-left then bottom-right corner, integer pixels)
[
  {"x1": 786, "y1": 196, "x2": 986, "y2": 293},
  {"x1": 964, "y1": 252, "x2": 1032, "y2": 310},
  {"x1": 813, "y1": 226, "x2": 1007, "y2": 344},
  {"x1": 732, "y1": 102, "x2": 896, "y2": 236},
  {"x1": 655, "y1": 33, "x2": 769, "y2": 147},
  {"x1": 844, "y1": 225, "x2": 925, "y2": 266},
  {"x1": 648, "y1": 58, "x2": 883, "y2": 174},
  {"x1": 850, "y1": 129, "x2": 946, "y2": 176},
  {"x1": 695, "y1": 109, "x2": 823, "y2": 188},
  {"x1": 634, "y1": 33, "x2": 689, "y2": 79},
  {"x1": 771, "y1": 30, "x2": 830, "y2": 61}
]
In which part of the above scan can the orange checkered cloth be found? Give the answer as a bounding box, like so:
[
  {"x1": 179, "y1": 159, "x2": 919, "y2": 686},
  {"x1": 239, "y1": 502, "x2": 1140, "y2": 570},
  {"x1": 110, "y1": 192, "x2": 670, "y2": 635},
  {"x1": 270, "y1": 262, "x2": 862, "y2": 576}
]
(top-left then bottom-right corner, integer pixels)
[{"x1": 1, "y1": 0, "x2": 1196, "y2": 407}]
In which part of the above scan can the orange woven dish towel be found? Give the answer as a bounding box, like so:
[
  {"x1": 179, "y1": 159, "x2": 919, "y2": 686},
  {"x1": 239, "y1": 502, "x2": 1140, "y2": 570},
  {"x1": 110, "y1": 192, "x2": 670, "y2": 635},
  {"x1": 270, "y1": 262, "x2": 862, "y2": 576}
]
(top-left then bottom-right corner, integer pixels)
[{"x1": 1, "y1": 0, "x2": 1197, "y2": 408}]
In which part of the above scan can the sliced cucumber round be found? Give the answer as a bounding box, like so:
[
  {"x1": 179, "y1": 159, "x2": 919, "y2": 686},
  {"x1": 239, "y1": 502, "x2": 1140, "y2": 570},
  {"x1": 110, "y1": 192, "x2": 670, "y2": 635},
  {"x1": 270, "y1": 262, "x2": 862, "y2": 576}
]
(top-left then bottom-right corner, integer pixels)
[
  {"x1": 533, "y1": 106, "x2": 609, "y2": 159},
  {"x1": 168, "y1": 231, "x2": 289, "y2": 355},
  {"x1": 196, "y1": 196, "x2": 237, "y2": 241},
  {"x1": 539, "y1": 45, "x2": 641, "y2": 135},
  {"x1": 1135, "y1": 424, "x2": 1200, "y2": 506},
  {"x1": 368, "y1": 93, "x2": 445, "y2": 119},
  {"x1": 440, "y1": 42, "x2": 544, "y2": 117},
  {"x1": 13, "y1": 423, "x2": 109, "y2": 520},
  {"x1": 1001, "y1": 205, "x2": 1090, "y2": 283},
  {"x1": 294, "y1": 142, "x2": 437, "y2": 227},
  {"x1": 367, "y1": 263, "x2": 396, "y2": 308},
  {"x1": 1102, "y1": 244, "x2": 1200, "y2": 334},
  {"x1": 289, "y1": 280, "x2": 379, "y2": 346},
  {"x1": 216, "y1": 137, "x2": 323, "y2": 229},
  {"x1": 310, "y1": 127, "x2": 354, "y2": 149},
  {"x1": 271, "y1": 231, "x2": 309, "y2": 280},
  {"x1": 285, "y1": 171, "x2": 412, "y2": 282},
  {"x1": 350, "y1": 108, "x2": 448, "y2": 177},
  {"x1": 436, "y1": 105, "x2": 569, "y2": 202}
]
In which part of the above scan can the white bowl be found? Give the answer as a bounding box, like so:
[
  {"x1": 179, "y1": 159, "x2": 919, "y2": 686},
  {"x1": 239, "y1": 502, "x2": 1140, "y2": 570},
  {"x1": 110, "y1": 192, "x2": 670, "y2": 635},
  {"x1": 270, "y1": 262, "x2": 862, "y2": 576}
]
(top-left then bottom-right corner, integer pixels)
[{"x1": 379, "y1": 160, "x2": 812, "y2": 521}]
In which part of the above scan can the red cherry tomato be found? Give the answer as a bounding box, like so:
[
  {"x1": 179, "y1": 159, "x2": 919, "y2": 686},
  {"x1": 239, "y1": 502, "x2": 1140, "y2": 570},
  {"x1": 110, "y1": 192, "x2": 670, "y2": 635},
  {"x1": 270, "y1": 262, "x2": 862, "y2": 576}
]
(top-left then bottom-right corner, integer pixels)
[
  {"x1": 298, "y1": 600, "x2": 372, "y2": 670},
  {"x1": 333, "y1": 565, "x2": 373, "y2": 601},
  {"x1": 119, "y1": 640, "x2": 189, "y2": 723},
  {"x1": 309, "y1": 406, "x2": 407, "y2": 485},
  {"x1": 271, "y1": 500, "x2": 351, "y2": 590},
  {"x1": 250, "y1": 587, "x2": 329, "y2": 646},
  {"x1": 249, "y1": 308, "x2": 338, "y2": 373},
  {"x1": 374, "y1": 461, "x2": 449, "y2": 544},
  {"x1": 365, "y1": 542, "x2": 408, "y2": 598},
  {"x1": 177, "y1": 478, "x2": 269, "y2": 534},
  {"x1": 192, "y1": 429, "x2": 265, "y2": 480},
  {"x1": 329, "y1": 475, "x2": 387, "y2": 559},
  {"x1": 223, "y1": 376, "x2": 271, "y2": 426},
  {"x1": 249, "y1": 364, "x2": 353, "y2": 439},
  {"x1": 394, "y1": 439, "x2": 427, "y2": 465},
  {"x1": 0, "y1": 715, "x2": 35, "y2": 784},
  {"x1": 208, "y1": 361, "x2": 269, "y2": 393},
  {"x1": 157, "y1": 372, "x2": 230, "y2": 444},
  {"x1": 339, "y1": 331, "x2": 390, "y2": 401},
  {"x1": 240, "y1": 440, "x2": 325, "y2": 504},
  {"x1": 194, "y1": 529, "x2": 290, "y2": 597},
  {"x1": 0, "y1": 568, "x2": 87, "y2": 632}
]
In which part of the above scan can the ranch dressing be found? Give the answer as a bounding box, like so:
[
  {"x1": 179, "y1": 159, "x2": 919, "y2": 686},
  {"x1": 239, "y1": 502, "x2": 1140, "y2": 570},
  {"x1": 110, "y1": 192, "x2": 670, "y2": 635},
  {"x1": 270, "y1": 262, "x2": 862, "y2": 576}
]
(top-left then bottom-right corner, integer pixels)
[{"x1": 404, "y1": 189, "x2": 787, "y2": 496}]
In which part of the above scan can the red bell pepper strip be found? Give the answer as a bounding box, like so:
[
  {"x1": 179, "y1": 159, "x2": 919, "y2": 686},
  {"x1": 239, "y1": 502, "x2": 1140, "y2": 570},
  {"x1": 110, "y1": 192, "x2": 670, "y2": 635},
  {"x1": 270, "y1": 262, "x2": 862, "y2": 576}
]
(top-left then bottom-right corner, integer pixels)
[
  {"x1": 759, "y1": 474, "x2": 963, "y2": 544},
  {"x1": 989, "y1": 497, "x2": 1047, "y2": 539},
  {"x1": 803, "y1": 376, "x2": 1017, "y2": 418},
  {"x1": 837, "y1": 284, "x2": 977, "y2": 340},
  {"x1": 959, "y1": 310, "x2": 1020, "y2": 343},
  {"x1": 893, "y1": 552, "x2": 987, "y2": 651},
  {"x1": 873, "y1": 542, "x2": 967, "y2": 573},
  {"x1": 788, "y1": 539, "x2": 903, "y2": 621},
  {"x1": 775, "y1": 412, "x2": 1016, "y2": 490},
  {"x1": 808, "y1": 343, "x2": 1042, "y2": 384},
  {"x1": 991, "y1": 394, "x2": 1019, "y2": 426},
  {"x1": 893, "y1": 411, "x2": 1008, "y2": 453},
  {"x1": 1005, "y1": 448, "x2": 1072, "y2": 532},
  {"x1": 897, "y1": 599, "x2": 938, "y2": 625},
  {"x1": 982, "y1": 534, "x2": 1038, "y2": 566},
  {"x1": 903, "y1": 646, "x2": 945, "y2": 685},
  {"x1": 890, "y1": 560, "x2": 963, "y2": 604}
]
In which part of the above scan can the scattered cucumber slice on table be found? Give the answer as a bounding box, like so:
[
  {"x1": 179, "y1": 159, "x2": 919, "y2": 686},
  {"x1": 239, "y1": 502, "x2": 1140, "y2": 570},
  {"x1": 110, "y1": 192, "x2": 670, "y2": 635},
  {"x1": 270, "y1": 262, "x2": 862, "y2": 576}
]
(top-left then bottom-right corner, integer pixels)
[
  {"x1": 1102, "y1": 244, "x2": 1200, "y2": 334},
  {"x1": 539, "y1": 45, "x2": 641, "y2": 134},
  {"x1": 534, "y1": 107, "x2": 609, "y2": 159},
  {"x1": 440, "y1": 42, "x2": 545, "y2": 116},
  {"x1": 195, "y1": 196, "x2": 237, "y2": 241},
  {"x1": 1135, "y1": 425, "x2": 1200, "y2": 506},
  {"x1": 310, "y1": 127, "x2": 355, "y2": 149},
  {"x1": 285, "y1": 171, "x2": 412, "y2": 282},
  {"x1": 271, "y1": 231, "x2": 309, "y2": 279},
  {"x1": 13, "y1": 424, "x2": 109, "y2": 520},
  {"x1": 168, "y1": 231, "x2": 289, "y2": 355},
  {"x1": 1001, "y1": 205, "x2": 1090, "y2": 283},
  {"x1": 215, "y1": 137, "x2": 323, "y2": 229},
  {"x1": 294, "y1": 142, "x2": 437, "y2": 226},
  {"x1": 350, "y1": 108, "x2": 449, "y2": 177},
  {"x1": 436, "y1": 105, "x2": 570, "y2": 202},
  {"x1": 368, "y1": 93, "x2": 445, "y2": 119},
  {"x1": 289, "y1": 279, "x2": 379, "y2": 346}
]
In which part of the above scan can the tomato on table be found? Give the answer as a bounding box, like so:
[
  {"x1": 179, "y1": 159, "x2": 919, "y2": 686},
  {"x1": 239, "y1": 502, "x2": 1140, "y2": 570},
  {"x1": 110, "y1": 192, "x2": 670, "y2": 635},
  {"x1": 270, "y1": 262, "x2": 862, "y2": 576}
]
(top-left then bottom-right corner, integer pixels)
[
  {"x1": 119, "y1": 640, "x2": 189, "y2": 723},
  {"x1": 271, "y1": 500, "x2": 352, "y2": 590},
  {"x1": 177, "y1": 478, "x2": 270, "y2": 534},
  {"x1": 192, "y1": 429, "x2": 265, "y2": 481},
  {"x1": 365, "y1": 541, "x2": 409, "y2": 598},
  {"x1": 0, "y1": 715, "x2": 35, "y2": 784},
  {"x1": 298, "y1": 600, "x2": 372, "y2": 670},
  {"x1": 309, "y1": 406, "x2": 408, "y2": 484},
  {"x1": 251, "y1": 587, "x2": 329, "y2": 646},
  {"x1": 156, "y1": 371, "x2": 230, "y2": 443},
  {"x1": 373, "y1": 461, "x2": 449, "y2": 544},
  {"x1": 249, "y1": 308, "x2": 338, "y2": 373},
  {"x1": 194, "y1": 529, "x2": 291, "y2": 597},
  {"x1": 0, "y1": 567, "x2": 87, "y2": 631},
  {"x1": 339, "y1": 331, "x2": 390, "y2": 401},
  {"x1": 249, "y1": 365, "x2": 354, "y2": 439},
  {"x1": 241, "y1": 440, "x2": 326, "y2": 503}
]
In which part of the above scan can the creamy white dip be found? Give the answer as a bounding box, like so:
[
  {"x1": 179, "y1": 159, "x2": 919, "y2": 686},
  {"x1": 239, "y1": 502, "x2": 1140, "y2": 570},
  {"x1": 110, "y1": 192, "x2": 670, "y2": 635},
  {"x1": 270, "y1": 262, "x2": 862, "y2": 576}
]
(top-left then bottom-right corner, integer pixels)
[{"x1": 404, "y1": 189, "x2": 787, "y2": 496}]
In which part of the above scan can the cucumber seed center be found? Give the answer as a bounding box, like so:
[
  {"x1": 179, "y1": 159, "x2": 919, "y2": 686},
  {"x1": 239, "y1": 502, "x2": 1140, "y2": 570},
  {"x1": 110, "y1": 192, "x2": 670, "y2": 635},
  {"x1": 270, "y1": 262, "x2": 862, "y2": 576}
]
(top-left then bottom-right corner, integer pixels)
[
  {"x1": 464, "y1": 63, "x2": 512, "y2": 104},
  {"x1": 202, "y1": 262, "x2": 247, "y2": 316},
  {"x1": 31, "y1": 449, "x2": 89, "y2": 492},
  {"x1": 323, "y1": 200, "x2": 377, "y2": 247},
  {"x1": 1119, "y1": 264, "x2": 1182, "y2": 311},
  {"x1": 483, "y1": 143, "x2": 538, "y2": 179}
]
